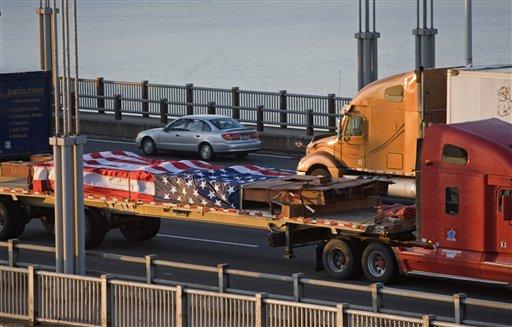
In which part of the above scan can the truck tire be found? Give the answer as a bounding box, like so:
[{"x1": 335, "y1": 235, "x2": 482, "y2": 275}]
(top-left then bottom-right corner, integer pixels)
[
  {"x1": 362, "y1": 243, "x2": 398, "y2": 284},
  {"x1": 322, "y1": 238, "x2": 362, "y2": 279},
  {"x1": 120, "y1": 216, "x2": 161, "y2": 241},
  {"x1": 0, "y1": 199, "x2": 25, "y2": 240},
  {"x1": 310, "y1": 168, "x2": 331, "y2": 178},
  {"x1": 85, "y1": 208, "x2": 108, "y2": 249}
]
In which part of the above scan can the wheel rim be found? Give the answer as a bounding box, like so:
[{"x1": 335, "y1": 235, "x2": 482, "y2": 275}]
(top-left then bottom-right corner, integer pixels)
[
  {"x1": 327, "y1": 247, "x2": 348, "y2": 273},
  {"x1": 201, "y1": 145, "x2": 211, "y2": 159},
  {"x1": 367, "y1": 251, "x2": 386, "y2": 277},
  {"x1": 143, "y1": 140, "x2": 153, "y2": 154}
]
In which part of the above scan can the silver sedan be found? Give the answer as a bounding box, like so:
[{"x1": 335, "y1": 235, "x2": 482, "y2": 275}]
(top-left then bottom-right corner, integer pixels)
[{"x1": 135, "y1": 115, "x2": 261, "y2": 160}]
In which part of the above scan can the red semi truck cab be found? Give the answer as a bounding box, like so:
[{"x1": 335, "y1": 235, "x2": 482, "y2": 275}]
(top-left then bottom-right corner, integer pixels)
[{"x1": 396, "y1": 119, "x2": 512, "y2": 284}]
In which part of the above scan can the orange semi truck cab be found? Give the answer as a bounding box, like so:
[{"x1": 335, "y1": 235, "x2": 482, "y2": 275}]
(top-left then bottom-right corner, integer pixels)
[{"x1": 297, "y1": 69, "x2": 448, "y2": 180}]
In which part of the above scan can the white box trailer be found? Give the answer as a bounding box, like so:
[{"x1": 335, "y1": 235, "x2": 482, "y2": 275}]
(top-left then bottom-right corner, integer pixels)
[{"x1": 446, "y1": 65, "x2": 512, "y2": 124}]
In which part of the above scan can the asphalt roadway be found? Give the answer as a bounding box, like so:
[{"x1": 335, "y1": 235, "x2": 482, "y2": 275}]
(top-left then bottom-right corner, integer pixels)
[{"x1": 1, "y1": 139, "x2": 510, "y2": 325}]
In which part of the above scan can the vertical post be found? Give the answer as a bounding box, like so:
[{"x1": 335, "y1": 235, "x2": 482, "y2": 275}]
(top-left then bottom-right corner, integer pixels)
[
  {"x1": 217, "y1": 263, "x2": 230, "y2": 293},
  {"x1": 27, "y1": 266, "x2": 38, "y2": 323},
  {"x1": 327, "y1": 94, "x2": 336, "y2": 132},
  {"x1": 145, "y1": 254, "x2": 157, "y2": 284},
  {"x1": 453, "y1": 293, "x2": 467, "y2": 324},
  {"x1": 371, "y1": 283, "x2": 383, "y2": 312},
  {"x1": 61, "y1": 139, "x2": 75, "y2": 274},
  {"x1": 292, "y1": 273, "x2": 304, "y2": 302},
  {"x1": 96, "y1": 77, "x2": 105, "y2": 114},
  {"x1": 231, "y1": 87, "x2": 240, "y2": 119},
  {"x1": 73, "y1": 136, "x2": 86, "y2": 275},
  {"x1": 279, "y1": 90, "x2": 287, "y2": 129},
  {"x1": 37, "y1": 3, "x2": 52, "y2": 71},
  {"x1": 336, "y1": 303, "x2": 349, "y2": 327},
  {"x1": 100, "y1": 274, "x2": 112, "y2": 327},
  {"x1": 186, "y1": 83, "x2": 194, "y2": 115},
  {"x1": 422, "y1": 314, "x2": 435, "y2": 327},
  {"x1": 176, "y1": 285, "x2": 188, "y2": 327},
  {"x1": 255, "y1": 293, "x2": 267, "y2": 327},
  {"x1": 465, "y1": 0, "x2": 472, "y2": 66},
  {"x1": 306, "y1": 109, "x2": 314, "y2": 136},
  {"x1": 7, "y1": 239, "x2": 19, "y2": 267},
  {"x1": 160, "y1": 98, "x2": 168, "y2": 124},
  {"x1": 70, "y1": 91, "x2": 76, "y2": 117},
  {"x1": 256, "y1": 105, "x2": 264, "y2": 132},
  {"x1": 207, "y1": 102, "x2": 216, "y2": 115},
  {"x1": 114, "y1": 94, "x2": 122, "y2": 120},
  {"x1": 141, "y1": 80, "x2": 149, "y2": 118}
]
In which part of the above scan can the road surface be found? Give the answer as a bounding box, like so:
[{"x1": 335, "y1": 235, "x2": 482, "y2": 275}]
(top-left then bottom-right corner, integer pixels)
[{"x1": 1, "y1": 139, "x2": 510, "y2": 325}]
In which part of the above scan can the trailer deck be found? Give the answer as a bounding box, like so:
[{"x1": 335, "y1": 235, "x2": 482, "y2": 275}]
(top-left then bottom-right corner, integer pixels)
[{"x1": 0, "y1": 174, "x2": 413, "y2": 236}]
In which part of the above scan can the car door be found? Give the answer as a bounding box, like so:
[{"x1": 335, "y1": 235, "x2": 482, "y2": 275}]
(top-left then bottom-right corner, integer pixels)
[
  {"x1": 160, "y1": 118, "x2": 189, "y2": 150},
  {"x1": 180, "y1": 119, "x2": 210, "y2": 152},
  {"x1": 340, "y1": 115, "x2": 366, "y2": 169}
]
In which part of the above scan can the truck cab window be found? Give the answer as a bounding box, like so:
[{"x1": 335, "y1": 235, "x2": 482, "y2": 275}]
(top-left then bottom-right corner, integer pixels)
[
  {"x1": 498, "y1": 189, "x2": 512, "y2": 212},
  {"x1": 442, "y1": 144, "x2": 468, "y2": 166},
  {"x1": 445, "y1": 187, "x2": 459, "y2": 215},
  {"x1": 344, "y1": 116, "x2": 364, "y2": 137}
]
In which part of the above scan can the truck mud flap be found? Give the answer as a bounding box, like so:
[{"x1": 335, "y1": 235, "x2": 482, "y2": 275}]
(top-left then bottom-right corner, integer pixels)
[{"x1": 315, "y1": 242, "x2": 325, "y2": 271}]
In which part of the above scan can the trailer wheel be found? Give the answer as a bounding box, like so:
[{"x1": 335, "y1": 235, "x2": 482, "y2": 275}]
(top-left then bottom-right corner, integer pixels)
[
  {"x1": 0, "y1": 199, "x2": 25, "y2": 240},
  {"x1": 362, "y1": 243, "x2": 398, "y2": 284},
  {"x1": 40, "y1": 215, "x2": 54, "y2": 233},
  {"x1": 120, "y1": 217, "x2": 161, "y2": 241},
  {"x1": 322, "y1": 238, "x2": 362, "y2": 279},
  {"x1": 84, "y1": 208, "x2": 107, "y2": 249}
]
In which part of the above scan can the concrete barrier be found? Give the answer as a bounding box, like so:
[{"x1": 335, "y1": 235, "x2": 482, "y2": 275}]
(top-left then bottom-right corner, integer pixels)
[{"x1": 79, "y1": 113, "x2": 324, "y2": 156}]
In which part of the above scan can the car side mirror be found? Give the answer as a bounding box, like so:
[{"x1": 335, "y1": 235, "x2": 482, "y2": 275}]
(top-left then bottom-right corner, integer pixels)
[{"x1": 503, "y1": 195, "x2": 512, "y2": 221}]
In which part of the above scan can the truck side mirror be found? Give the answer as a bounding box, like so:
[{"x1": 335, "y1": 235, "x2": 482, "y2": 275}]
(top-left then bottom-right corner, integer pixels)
[{"x1": 503, "y1": 195, "x2": 512, "y2": 221}]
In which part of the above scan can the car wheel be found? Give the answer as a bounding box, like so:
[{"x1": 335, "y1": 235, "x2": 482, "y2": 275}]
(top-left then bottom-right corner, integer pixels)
[
  {"x1": 310, "y1": 168, "x2": 331, "y2": 178},
  {"x1": 142, "y1": 138, "x2": 156, "y2": 156},
  {"x1": 199, "y1": 143, "x2": 215, "y2": 161},
  {"x1": 235, "y1": 152, "x2": 249, "y2": 159}
]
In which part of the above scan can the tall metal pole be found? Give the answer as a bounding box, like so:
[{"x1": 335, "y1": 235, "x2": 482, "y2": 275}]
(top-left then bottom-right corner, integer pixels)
[
  {"x1": 465, "y1": 0, "x2": 473, "y2": 66},
  {"x1": 355, "y1": 0, "x2": 379, "y2": 90},
  {"x1": 413, "y1": 0, "x2": 437, "y2": 69}
]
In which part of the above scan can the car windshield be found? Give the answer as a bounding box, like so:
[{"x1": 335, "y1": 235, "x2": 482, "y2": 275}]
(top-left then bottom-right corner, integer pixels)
[{"x1": 209, "y1": 118, "x2": 244, "y2": 130}]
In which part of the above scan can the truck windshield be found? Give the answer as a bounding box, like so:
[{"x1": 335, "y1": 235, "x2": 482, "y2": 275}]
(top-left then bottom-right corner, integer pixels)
[{"x1": 345, "y1": 116, "x2": 364, "y2": 137}]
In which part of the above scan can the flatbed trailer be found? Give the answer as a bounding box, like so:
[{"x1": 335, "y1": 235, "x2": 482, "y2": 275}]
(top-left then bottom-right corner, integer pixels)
[{"x1": 0, "y1": 173, "x2": 417, "y2": 280}]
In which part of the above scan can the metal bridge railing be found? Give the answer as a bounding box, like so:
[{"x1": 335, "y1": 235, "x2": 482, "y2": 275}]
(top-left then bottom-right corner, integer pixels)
[
  {"x1": 0, "y1": 240, "x2": 510, "y2": 327},
  {"x1": 0, "y1": 264, "x2": 453, "y2": 327},
  {"x1": 63, "y1": 77, "x2": 351, "y2": 133}
]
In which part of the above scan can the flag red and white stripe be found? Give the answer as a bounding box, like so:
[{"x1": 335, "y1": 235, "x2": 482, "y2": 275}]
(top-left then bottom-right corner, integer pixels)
[{"x1": 31, "y1": 151, "x2": 288, "y2": 203}]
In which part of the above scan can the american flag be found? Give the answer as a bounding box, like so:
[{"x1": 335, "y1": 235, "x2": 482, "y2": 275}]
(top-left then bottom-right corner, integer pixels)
[{"x1": 31, "y1": 151, "x2": 289, "y2": 208}]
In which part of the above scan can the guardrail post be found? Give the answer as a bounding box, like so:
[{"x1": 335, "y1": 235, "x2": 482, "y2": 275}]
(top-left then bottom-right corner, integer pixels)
[
  {"x1": 208, "y1": 102, "x2": 216, "y2": 115},
  {"x1": 255, "y1": 293, "x2": 267, "y2": 327},
  {"x1": 327, "y1": 93, "x2": 336, "y2": 132},
  {"x1": 292, "y1": 273, "x2": 305, "y2": 302},
  {"x1": 186, "y1": 83, "x2": 194, "y2": 115},
  {"x1": 70, "y1": 91, "x2": 77, "y2": 117},
  {"x1": 100, "y1": 274, "x2": 112, "y2": 327},
  {"x1": 114, "y1": 94, "x2": 122, "y2": 120},
  {"x1": 231, "y1": 87, "x2": 240, "y2": 119},
  {"x1": 176, "y1": 285, "x2": 188, "y2": 327},
  {"x1": 145, "y1": 254, "x2": 157, "y2": 284},
  {"x1": 279, "y1": 90, "x2": 287, "y2": 129},
  {"x1": 96, "y1": 77, "x2": 105, "y2": 114},
  {"x1": 217, "y1": 263, "x2": 230, "y2": 293},
  {"x1": 336, "y1": 303, "x2": 349, "y2": 327},
  {"x1": 306, "y1": 109, "x2": 314, "y2": 136},
  {"x1": 8, "y1": 239, "x2": 19, "y2": 267},
  {"x1": 256, "y1": 105, "x2": 264, "y2": 132},
  {"x1": 141, "y1": 80, "x2": 149, "y2": 118},
  {"x1": 371, "y1": 283, "x2": 383, "y2": 312},
  {"x1": 160, "y1": 98, "x2": 168, "y2": 124},
  {"x1": 422, "y1": 314, "x2": 435, "y2": 327},
  {"x1": 28, "y1": 265, "x2": 39, "y2": 323},
  {"x1": 453, "y1": 293, "x2": 467, "y2": 324}
]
